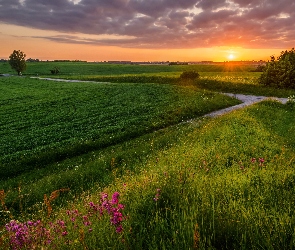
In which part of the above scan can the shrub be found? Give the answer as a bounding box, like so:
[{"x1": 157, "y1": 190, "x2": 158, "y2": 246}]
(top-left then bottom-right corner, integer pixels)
[
  {"x1": 250, "y1": 65, "x2": 266, "y2": 72},
  {"x1": 259, "y1": 48, "x2": 295, "y2": 89},
  {"x1": 179, "y1": 70, "x2": 200, "y2": 81},
  {"x1": 50, "y1": 67, "x2": 60, "y2": 74}
]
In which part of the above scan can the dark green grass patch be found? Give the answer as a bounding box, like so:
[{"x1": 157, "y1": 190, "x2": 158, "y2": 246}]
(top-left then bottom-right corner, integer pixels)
[{"x1": 0, "y1": 77, "x2": 239, "y2": 179}]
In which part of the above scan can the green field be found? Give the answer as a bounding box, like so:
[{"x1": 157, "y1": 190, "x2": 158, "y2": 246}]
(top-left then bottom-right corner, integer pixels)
[
  {"x1": 1, "y1": 62, "x2": 295, "y2": 249},
  {"x1": 0, "y1": 77, "x2": 239, "y2": 177},
  {"x1": 0, "y1": 61, "x2": 258, "y2": 76}
]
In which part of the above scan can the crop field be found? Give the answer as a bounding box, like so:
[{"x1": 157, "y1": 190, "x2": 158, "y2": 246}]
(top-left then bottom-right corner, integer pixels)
[
  {"x1": 0, "y1": 61, "x2": 257, "y2": 76},
  {"x1": 1, "y1": 62, "x2": 295, "y2": 249}
]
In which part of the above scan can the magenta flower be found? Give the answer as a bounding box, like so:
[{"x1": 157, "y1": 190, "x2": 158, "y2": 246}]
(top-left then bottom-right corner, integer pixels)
[
  {"x1": 153, "y1": 188, "x2": 161, "y2": 202},
  {"x1": 116, "y1": 225, "x2": 123, "y2": 233},
  {"x1": 111, "y1": 192, "x2": 120, "y2": 204},
  {"x1": 5, "y1": 190, "x2": 127, "y2": 249},
  {"x1": 62, "y1": 231, "x2": 68, "y2": 236},
  {"x1": 101, "y1": 192, "x2": 108, "y2": 200}
]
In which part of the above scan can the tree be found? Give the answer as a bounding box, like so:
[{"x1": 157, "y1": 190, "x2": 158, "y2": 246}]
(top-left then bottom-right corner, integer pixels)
[
  {"x1": 9, "y1": 50, "x2": 27, "y2": 75},
  {"x1": 259, "y1": 48, "x2": 295, "y2": 89}
]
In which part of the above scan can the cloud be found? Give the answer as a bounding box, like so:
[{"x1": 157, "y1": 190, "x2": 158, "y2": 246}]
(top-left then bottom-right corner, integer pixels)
[{"x1": 0, "y1": 0, "x2": 294, "y2": 49}]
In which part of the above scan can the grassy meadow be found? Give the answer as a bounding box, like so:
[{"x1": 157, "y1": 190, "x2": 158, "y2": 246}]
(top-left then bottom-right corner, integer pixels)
[{"x1": 1, "y1": 62, "x2": 295, "y2": 249}]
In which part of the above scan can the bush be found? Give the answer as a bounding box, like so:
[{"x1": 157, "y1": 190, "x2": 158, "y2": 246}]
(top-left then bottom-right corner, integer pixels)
[
  {"x1": 259, "y1": 48, "x2": 295, "y2": 89},
  {"x1": 179, "y1": 71, "x2": 200, "y2": 81},
  {"x1": 250, "y1": 65, "x2": 266, "y2": 72},
  {"x1": 50, "y1": 67, "x2": 60, "y2": 74}
]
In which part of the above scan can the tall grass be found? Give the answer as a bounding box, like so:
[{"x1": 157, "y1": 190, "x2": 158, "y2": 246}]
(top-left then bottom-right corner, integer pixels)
[
  {"x1": 1, "y1": 101, "x2": 295, "y2": 249},
  {"x1": 196, "y1": 73, "x2": 295, "y2": 97}
]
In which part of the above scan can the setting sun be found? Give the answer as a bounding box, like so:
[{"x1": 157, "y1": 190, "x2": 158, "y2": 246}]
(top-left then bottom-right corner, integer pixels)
[{"x1": 228, "y1": 54, "x2": 235, "y2": 60}]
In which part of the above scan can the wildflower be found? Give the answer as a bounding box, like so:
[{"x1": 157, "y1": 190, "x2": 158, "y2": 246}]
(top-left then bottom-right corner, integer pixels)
[
  {"x1": 116, "y1": 225, "x2": 123, "y2": 233},
  {"x1": 62, "y1": 231, "x2": 68, "y2": 236},
  {"x1": 251, "y1": 158, "x2": 256, "y2": 163},
  {"x1": 259, "y1": 158, "x2": 265, "y2": 167},
  {"x1": 111, "y1": 192, "x2": 120, "y2": 204},
  {"x1": 58, "y1": 220, "x2": 66, "y2": 227},
  {"x1": 118, "y1": 204, "x2": 125, "y2": 210},
  {"x1": 101, "y1": 193, "x2": 108, "y2": 200},
  {"x1": 153, "y1": 189, "x2": 161, "y2": 202}
]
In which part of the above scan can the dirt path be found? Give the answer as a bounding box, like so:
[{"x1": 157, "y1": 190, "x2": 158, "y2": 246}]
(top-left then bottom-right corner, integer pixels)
[
  {"x1": 31, "y1": 77, "x2": 289, "y2": 118},
  {"x1": 204, "y1": 93, "x2": 288, "y2": 118},
  {"x1": 30, "y1": 76, "x2": 109, "y2": 83}
]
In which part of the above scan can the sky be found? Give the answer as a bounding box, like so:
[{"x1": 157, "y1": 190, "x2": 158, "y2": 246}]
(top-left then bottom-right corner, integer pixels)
[{"x1": 0, "y1": 0, "x2": 294, "y2": 62}]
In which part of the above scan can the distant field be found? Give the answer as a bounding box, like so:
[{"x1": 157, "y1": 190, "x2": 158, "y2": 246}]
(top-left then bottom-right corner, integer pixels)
[{"x1": 0, "y1": 61, "x2": 257, "y2": 76}]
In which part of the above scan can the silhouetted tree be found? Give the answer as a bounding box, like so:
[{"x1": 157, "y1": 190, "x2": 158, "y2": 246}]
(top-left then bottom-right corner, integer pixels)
[{"x1": 9, "y1": 50, "x2": 27, "y2": 75}]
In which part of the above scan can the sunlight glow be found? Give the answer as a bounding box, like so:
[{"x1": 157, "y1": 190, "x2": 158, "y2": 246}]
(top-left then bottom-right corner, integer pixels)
[{"x1": 228, "y1": 54, "x2": 235, "y2": 60}]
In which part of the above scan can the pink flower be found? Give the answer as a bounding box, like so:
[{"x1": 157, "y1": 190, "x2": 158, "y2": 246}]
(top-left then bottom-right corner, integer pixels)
[
  {"x1": 116, "y1": 225, "x2": 123, "y2": 233},
  {"x1": 111, "y1": 192, "x2": 120, "y2": 204},
  {"x1": 101, "y1": 193, "x2": 108, "y2": 200},
  {"x1": 62, "y1": 231, "x2": 68, "y2": 236},
  {"x1": 153, "y1": 189, "x2": 161, "y2": 201},
  {"x1": 118, "y1": 204, "x2": 125, "y2": 210}
]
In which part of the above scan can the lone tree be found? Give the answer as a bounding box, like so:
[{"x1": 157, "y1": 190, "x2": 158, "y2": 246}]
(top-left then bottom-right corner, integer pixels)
[
  {"x1": 9, "y1": 50, "x2": 27, "y2": 75},
  {"x1": 259, "y1": 48, "x2": 295, "y2": 89}
]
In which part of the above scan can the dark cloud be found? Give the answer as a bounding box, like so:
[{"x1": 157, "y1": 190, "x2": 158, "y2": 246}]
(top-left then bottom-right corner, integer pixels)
[
  {"x1": 0, "y1": 0, "x2": 294, "y2": 49},
  {"x1": 195, "y1": 0, "x2": 228, "y2": 11}
]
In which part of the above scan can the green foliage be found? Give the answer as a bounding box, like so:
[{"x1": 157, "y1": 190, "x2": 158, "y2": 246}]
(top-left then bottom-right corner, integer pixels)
[
  {"x1": 249, "y1": 64, "x2": 266, "y2": 72},
  {"x1": 8, "y1": 50, "x2": 27, "y2": 75},
  {"x1": 50, "y1": 66, "x2": 60, "y2": 74},
  {"x1": 179, "y1": 70, "x2": 200, "y2": 80},
  {"x1": 196, "y1": 72, "x2": 295, "y2": 97},
  {"x1": 286, "y1": 95, "x2": 295, "y2": 108},
  {"x1": 259, "y1": 48, "x2": 295, "y2": 88}
]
